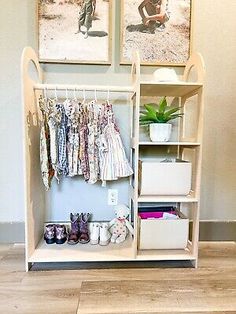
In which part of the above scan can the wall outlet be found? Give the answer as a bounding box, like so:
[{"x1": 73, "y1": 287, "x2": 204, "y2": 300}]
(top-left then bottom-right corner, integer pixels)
[{"x1": 108, "y1": 189, "x2": 118, "y2": 206}]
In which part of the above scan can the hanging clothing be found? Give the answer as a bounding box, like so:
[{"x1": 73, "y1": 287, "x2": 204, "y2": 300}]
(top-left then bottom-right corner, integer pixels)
[
  {"x1": 47, "y1": 99, "x2": 60, "y2": 183},
  {"x1": 79, "y1": 104, "x2": 90, "y2": 181},
  {"x1": 39, "y1": 96, "x2": 54, "y2": 190},
  {"x1": 64, "y1": 99, "x2": 80, "y2": 177},
  {"x1": 99, "y1": 122, "x2": 133, "y2": 184},
  {"x1": 38, "y1": 96, "x2": 133, "y2": 190},
  {"x1": 87, "y1": 101, "x2": 100, "y2": 184},
  {"x1": 57, "y1": 103, "x2": 69, "y2": 176}
]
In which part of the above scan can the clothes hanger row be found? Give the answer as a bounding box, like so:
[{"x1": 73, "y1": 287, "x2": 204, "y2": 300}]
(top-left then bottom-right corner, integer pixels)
[{"x1": 43, "y1": 87, "x2": 110, "y2": 102}]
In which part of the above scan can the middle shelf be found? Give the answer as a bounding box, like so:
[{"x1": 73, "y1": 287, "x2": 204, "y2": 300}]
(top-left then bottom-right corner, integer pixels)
[
  {"x1": 130, "y1": 185, "x2": 198, "y2": 203},
  {"x1": 132, "y1": 139, "x2": 201, "y2": 148},
  {"x1": 137, "y1": 194, "x2": 198, "y2": 203},
  {"x1": 138, "y1": 141, "x2": 201, "y2": 147}
]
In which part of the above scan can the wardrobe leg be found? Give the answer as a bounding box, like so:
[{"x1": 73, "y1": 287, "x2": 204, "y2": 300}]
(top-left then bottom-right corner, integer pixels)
[
  {"x1": 191, "y1": 259, "x2": 198, "y2": 268},
  {"x1": 26, "y1": 262, "x2": 33, "y2": 272}
]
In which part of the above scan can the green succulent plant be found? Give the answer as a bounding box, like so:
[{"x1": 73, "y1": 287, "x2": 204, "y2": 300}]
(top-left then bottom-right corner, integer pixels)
[{"x1": 139, "y1": 97, "x2": 183, "y2": 125}]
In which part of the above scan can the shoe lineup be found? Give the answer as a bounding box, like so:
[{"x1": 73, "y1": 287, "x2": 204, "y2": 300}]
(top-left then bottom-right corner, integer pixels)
[{"x1": 44, "y1": 213, "x2": 111, "y2": 246}]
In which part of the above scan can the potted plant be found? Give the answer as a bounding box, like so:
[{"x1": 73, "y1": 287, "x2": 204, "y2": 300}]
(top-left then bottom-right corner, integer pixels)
[{"x1": 139, "y1": 97, "x2": 183, "y2": 142}]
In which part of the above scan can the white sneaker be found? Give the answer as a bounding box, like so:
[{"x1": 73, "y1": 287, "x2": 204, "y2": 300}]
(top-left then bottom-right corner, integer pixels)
[
  {"x1": 99, "y1": 223, "x2": 111, "y2": 246},
  {"x1": 90, "y1": 223, "x2": 100, "y2": 245}
]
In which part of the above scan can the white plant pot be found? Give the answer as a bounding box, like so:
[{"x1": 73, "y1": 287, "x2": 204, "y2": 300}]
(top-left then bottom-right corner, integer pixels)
[{"x1": 149, "y1": 123, "x2": 172, "y2": 142}]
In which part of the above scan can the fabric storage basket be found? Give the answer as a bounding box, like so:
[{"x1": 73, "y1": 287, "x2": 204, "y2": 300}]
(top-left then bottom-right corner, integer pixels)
[
  {"x1": 138, "y1": 211, "x2": 189, "y2": 250},
  {"x1": 139, "y1": 159, "x2": 192, "y2": 195}
]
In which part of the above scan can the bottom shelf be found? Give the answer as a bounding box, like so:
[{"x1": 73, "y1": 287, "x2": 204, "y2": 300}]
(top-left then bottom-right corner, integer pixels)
[
  {"x1": 137, "y1": 248, "x2": 195, "y2": 261},
  {"x1": 28, "y1": 235, "x2": 135, "y2": 263},
  {"x1": 28, "y1": 237, "x2": 196, "y2": 263}
]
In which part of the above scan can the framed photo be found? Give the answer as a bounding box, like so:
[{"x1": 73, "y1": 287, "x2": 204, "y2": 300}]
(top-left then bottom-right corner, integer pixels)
[
  {"x1": 38, "y1": 0, "x2": 111, "y2": 64},
  {"x1": 120, "y1": 0, "x2": 193, "y2": 65}
]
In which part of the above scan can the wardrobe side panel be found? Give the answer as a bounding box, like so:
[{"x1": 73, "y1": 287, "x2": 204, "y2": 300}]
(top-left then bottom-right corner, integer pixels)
[
  {"x1": 22, "y1": 48, "x2": 45, "y2": 264},
  {"x1": 24, "y1": 91, "x2": 45, "y2": 258}
]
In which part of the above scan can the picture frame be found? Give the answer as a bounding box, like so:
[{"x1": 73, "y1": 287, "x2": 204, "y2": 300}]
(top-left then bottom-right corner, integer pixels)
[
  {"x1": 38, "y1": 0, "x2": 112, "y2": 64},
  {"x1": 120, "y1": 0, "x2": 193, "y2": 66}
]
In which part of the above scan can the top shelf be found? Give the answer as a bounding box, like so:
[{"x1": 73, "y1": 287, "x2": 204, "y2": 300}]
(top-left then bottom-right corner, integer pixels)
[{"x1": 140, "y1": 81, "x2": 203, "y2": 97}]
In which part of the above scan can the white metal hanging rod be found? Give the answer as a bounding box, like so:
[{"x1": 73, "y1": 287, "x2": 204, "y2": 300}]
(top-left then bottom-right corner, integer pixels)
[{"x1": 34, "y1": 83, "x2": 135, "y2": 93}]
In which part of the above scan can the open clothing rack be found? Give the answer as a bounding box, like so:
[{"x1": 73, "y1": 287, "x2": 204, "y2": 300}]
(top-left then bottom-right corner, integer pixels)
[{"x1": 22, "y1": 47, "x2": 205, "y2": 271}]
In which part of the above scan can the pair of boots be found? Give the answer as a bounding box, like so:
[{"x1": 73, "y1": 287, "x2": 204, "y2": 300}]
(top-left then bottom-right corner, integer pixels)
[
  {"x1": 44, "y1": 224, "x2": 67, "y2": 245},
  {"x1": 68, "y1": 213, "x2": 90, "y2": 245},
  {"x1": 90, "y1": 222, "x2": 111, "y2": 246}
]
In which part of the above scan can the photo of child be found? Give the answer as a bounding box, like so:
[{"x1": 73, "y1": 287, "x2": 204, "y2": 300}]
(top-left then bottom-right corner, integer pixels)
[
  {"x1": 121, "y1": 0, "x2": 192, "y2": 65},
  {"x1": 38, "y1": 0, "x2": 110, "y2": 63},
  {"x1": 76, "y1": 0, "x2": 96, "y2": 38},
  {"x1": 138, "y1": 0, "x2": 169, "y2": 33}
]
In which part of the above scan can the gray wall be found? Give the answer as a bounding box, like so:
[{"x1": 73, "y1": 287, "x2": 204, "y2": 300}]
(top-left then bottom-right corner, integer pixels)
[{"x1": 1, "y1": 0, "x2": 236, "y2": 224}]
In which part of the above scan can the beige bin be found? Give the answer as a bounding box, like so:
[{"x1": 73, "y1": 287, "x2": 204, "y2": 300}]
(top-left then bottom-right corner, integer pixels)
[
  {"x1": 139, "y1": 159, "x2": 192, "y2": 195},
  {"x1": 138, "y1": 212, "x2": 189, "y2": 250}
]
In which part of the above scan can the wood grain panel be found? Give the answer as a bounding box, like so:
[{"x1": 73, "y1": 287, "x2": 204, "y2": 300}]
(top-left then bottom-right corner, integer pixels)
[{"x1": 78, "y1": 279, "x2": 236, "y2": 313}]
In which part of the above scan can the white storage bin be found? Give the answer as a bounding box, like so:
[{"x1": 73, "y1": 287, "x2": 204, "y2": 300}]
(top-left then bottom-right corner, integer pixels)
[
  {"x1": 139, "y1": 159, "x2": 192, "y2": 195},
  {"x1": 138, "y1": 212, "x2": 189, "y2": 250}
]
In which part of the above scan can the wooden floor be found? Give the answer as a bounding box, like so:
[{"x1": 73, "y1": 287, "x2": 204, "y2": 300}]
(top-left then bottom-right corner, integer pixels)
[{"x1": 0, "y1": 242, "x2": 235, "y2": 314}]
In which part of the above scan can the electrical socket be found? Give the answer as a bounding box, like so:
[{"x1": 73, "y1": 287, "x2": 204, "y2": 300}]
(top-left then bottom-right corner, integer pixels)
[{"x1": 108, "y1": 189, "x2": 118, "y2": 206}]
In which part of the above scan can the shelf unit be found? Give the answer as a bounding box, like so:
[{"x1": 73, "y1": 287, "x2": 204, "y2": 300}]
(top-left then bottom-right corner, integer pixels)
[
  {"x1": 21, "y1": 47, "x2": 205, "y2": 271},
  {"x1": 131, "y1": 51, "x2": 205, "y2": 268}
]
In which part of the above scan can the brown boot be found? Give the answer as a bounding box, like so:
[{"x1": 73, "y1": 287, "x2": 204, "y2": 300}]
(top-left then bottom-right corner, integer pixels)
[
  {"x1": 67, "y1": 213, "x2": 80, "y2": 245},
  {"x1": 79, "y1": 213, "x2": 90, "y2": 244}
]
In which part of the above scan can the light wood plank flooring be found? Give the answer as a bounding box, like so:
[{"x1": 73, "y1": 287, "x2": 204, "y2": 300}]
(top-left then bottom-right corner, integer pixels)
[{"x1": 0, "y1": 242, "x2": 235, "y2": 314}]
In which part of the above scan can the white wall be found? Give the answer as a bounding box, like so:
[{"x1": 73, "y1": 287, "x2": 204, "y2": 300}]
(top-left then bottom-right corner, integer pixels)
[
  {"x1": 193, "y1": 0, "x2": 236, "y2": 220},
  {"x1": 0, "y1": 0, "x2": 36, "y2": 222},
  {"x1": 0, "y1": 0, "x2": 236, "y2": 222}
]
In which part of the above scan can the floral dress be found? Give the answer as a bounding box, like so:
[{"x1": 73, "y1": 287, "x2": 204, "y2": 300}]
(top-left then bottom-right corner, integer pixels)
[
  {"x1": 39, "y1": 96, "x2": 54, "y2": 190},
  {"x1": 64, "y1": 99, "x2": 80, "y2": 177}
]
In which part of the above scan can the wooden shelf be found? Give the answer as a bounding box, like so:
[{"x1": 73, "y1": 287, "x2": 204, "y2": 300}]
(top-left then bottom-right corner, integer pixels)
[
  {"x1": 29, "y1": 236, "x2": 135, "y2": 263},
  {"x1": 140, "y1": 81, "x2": 202, "y2": 97},
  {"x1": 138, "y1": 192, "x2": 198, "y2": 203},
  {"x1": 138, "y1": 141, "x2": 200, "y2": 147},
  {"x1": 137, "y1": 248, "x2": 195, "y2": 261}
]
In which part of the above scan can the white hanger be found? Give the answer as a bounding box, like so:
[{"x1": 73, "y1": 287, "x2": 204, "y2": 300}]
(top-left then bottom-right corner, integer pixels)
[
  {"x1": 54, "y1": 86, "x2": 58, "y2": 101},
  {"x1": 73, "y1": 87, "x2": 77, "y2": 100},
  {"x1": 43, "y1": 86, "x2": 47, "y2": 99},
  {"x1": 94, "y1": 88, "x2": 97, "y2": 102},
  {"x1": 107, "y1": 89, "x2": 110, "y2": 103},
  {"x1": 83, "y1": 89, "x2": 86, "y2": 103}
]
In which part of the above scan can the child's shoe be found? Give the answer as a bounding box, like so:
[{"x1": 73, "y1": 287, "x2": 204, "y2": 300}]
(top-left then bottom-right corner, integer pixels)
[
  {"x1": 79, "y1": 213, "x2": 90, "y2": 244},
  {"x1": 90, "y1": 222, "x2": 100, "y2": 245},
  {"x1": 55, "y1": 224, "x2": 67, "y2": 244},
  {"x1": 44, "y1": 224, "x2": 55, "y2": 244},
  {"x1": 99, "y1": 223, "x2": 111, "y2": 246},
  {"x1": 68, "y1": 213, "x2": 80, "y2": 245}
]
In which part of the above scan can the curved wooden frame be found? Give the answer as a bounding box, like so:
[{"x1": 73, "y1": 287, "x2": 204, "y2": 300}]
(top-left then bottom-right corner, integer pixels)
[{"x1": 183, "y1": 52, "x2": 206, "y2": 83}]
